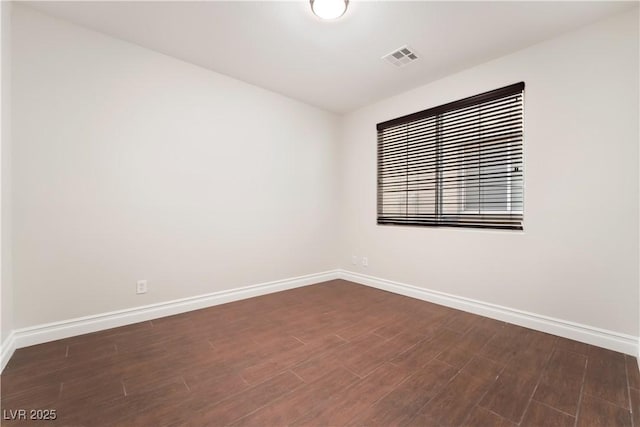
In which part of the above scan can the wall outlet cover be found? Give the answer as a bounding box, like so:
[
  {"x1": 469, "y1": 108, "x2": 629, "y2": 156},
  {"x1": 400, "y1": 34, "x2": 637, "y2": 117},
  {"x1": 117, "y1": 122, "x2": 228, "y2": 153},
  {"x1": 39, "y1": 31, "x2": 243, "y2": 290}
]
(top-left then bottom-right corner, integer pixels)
[{"x1": 136, "y1": 280, "x2": 148, "y2": 294}]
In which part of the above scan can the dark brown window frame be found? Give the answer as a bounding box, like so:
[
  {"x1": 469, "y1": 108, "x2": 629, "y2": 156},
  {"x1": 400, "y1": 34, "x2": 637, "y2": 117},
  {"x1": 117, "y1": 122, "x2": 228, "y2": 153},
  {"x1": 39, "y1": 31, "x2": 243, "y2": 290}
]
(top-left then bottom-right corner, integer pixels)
[{"x1": 377, "y1": 82, "x2": 525, "y2": 230}]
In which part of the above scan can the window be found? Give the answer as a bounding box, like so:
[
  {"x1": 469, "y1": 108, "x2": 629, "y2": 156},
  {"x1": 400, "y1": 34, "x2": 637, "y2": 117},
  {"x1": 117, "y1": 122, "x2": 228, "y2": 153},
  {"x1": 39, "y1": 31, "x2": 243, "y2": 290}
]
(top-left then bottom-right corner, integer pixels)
[{"x1": 377, "y1": 82, "x2": 524, "y2": 230}]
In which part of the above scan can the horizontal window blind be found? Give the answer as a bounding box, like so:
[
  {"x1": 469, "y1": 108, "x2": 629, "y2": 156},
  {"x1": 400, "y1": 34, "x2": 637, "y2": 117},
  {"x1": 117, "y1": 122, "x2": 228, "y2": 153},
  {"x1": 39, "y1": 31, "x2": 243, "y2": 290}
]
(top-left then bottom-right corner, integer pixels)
[{"x1": 377, "y1": 82, "x2": 524, "y2": 230}]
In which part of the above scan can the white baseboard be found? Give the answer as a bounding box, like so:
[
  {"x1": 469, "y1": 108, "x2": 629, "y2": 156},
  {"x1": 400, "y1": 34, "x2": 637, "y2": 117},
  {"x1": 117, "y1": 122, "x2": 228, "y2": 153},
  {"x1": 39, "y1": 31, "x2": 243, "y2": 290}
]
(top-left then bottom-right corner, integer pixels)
[
  {"x1": 2, "y1": 268, "x2": 637, "y2": 373},
  {"x1": 0, "y1": 331, "x2": 16, "y2": 372},
  {"x1": 0, "y1": 270, "x2": 339, "y2": 372},
  {"x1": 339, "y1": 269, "x2": 638, "y2": 357}
]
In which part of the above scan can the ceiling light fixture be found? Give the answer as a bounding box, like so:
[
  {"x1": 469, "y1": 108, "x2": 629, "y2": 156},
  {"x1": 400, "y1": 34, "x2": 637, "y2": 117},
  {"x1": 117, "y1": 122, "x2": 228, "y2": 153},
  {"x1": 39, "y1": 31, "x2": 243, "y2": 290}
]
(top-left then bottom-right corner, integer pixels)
[{"x1": 310, "y1": 0, "x2": 348, "y2": 20}]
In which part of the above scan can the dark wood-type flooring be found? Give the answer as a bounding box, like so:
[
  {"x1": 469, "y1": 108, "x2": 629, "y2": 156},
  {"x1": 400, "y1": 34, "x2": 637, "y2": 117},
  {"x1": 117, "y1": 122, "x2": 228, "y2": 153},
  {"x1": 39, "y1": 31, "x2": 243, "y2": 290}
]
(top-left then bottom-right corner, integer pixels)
[{"x1": 1, "y1": 280, "x2": 638, "y2": 426}]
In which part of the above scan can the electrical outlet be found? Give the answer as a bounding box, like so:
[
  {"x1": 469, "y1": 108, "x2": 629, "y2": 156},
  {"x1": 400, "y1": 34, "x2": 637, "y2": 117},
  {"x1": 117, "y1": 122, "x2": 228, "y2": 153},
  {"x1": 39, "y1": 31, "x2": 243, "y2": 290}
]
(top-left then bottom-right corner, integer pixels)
[
  {"x1": 362, "y1": 257, "x2": 368, "y2": 267},
  {"x1": 351, "y1": 255, "x2": 358, "y2": 265},
  {"x1": 136, "y1": 280, "x2": 148, "y2": 294}
]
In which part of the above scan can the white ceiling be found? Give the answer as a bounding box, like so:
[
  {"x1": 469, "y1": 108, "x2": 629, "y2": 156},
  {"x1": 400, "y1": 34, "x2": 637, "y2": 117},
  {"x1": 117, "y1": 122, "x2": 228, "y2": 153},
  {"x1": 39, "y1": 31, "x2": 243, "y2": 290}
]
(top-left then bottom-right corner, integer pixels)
[{"x1": 24, "y1": 1, "x2": 636, "y2": 113}]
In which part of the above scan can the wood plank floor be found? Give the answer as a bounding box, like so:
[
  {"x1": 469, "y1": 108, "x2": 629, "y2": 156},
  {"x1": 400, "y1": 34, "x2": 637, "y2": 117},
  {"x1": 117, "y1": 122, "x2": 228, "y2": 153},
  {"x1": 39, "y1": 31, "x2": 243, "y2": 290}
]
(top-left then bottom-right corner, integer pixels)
[{"x1": 1, "y1": 279, "x2": 637, "y2": 426}]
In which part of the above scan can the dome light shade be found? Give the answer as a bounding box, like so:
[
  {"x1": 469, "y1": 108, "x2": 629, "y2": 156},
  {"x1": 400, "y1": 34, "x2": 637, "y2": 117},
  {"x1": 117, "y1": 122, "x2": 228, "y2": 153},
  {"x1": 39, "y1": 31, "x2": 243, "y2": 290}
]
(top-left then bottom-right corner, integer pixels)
[{"x1": 310, "y1": 0, "x2": 348, "y2": 20}]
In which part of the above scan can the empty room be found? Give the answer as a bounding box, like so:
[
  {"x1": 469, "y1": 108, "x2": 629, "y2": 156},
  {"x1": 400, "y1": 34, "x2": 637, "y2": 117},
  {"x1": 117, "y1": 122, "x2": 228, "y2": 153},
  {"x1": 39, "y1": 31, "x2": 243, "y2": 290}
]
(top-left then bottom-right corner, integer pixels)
[{"x1": 0, "y1": 0, "x2": 639, "y2": 425}]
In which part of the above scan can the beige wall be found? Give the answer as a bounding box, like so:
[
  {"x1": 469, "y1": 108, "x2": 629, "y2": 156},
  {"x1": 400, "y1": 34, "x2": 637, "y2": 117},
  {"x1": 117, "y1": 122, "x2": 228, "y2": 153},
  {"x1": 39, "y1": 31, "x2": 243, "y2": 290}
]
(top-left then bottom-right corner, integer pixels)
[
  {"x1": 339, "y1": 8, "x2": 640, "y2": 336},
  {"x1": 11, "y1": 5, "x2": 340, "y2": 328},
  {"x1": 1, "y1": 0, "x2": 13, "y2": 348}
]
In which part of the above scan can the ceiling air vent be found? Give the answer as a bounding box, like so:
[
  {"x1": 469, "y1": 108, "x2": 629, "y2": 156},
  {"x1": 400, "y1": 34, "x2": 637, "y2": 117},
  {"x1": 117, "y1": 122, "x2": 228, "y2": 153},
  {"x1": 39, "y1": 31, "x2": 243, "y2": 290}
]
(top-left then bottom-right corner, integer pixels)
[{"x1": 382, "y1": 45, "x2": 419, "y2": 68}]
